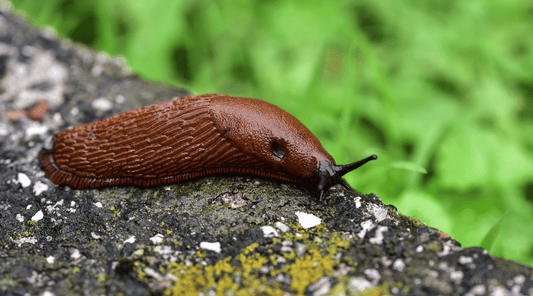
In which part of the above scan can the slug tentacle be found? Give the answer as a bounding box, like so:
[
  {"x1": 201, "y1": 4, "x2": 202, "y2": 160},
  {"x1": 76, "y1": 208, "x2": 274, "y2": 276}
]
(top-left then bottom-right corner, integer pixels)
[
  {"x1": 317, "y1": 154, "x2": 378, "y2": 201},
  {"x1": 41, "y1": 94, "x2": 377, "y2": 200}
]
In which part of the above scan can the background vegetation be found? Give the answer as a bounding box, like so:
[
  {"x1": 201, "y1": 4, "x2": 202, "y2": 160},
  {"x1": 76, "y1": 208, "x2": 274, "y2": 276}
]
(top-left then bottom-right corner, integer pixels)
[{"x1": 10, "y1": 0, "x2": 533, "y2": 266}]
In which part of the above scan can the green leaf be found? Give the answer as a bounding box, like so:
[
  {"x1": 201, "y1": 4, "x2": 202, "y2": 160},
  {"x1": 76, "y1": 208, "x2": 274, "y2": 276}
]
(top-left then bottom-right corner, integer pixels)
[
  {"x1": 437, "y1": 124, "x2": 496, "y2": 190},
  {"x1": 390, "y1": 161, "x2": 427, "y2": 174},
  {"x1": 480, "y1": 211, "x2": 509, "y2": 252}
]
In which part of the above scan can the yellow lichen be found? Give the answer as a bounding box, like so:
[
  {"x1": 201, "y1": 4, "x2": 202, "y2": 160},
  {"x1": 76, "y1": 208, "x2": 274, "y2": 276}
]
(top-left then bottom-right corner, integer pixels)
[
  {"x1": 166, "y1": 265, "x2": 208, "y2": 296},
  {"x1": 215, "y1": 275, "x2": 239, "y2": 294},
  {"x1": 162, "y1": 225, "x2": 350, "y2": 296},
  {"x1": 282, "y1": 248, "x2": 335, "y2": 295},
  {"x1": 238, "y1": 252, "x2": 268, "y2": 278},
  {"x1": 213, "y1": 257, "x2": 235, "y2": 276},
  {"x1": 357, "y1": 284, "x2": 391, "y2": 296}
]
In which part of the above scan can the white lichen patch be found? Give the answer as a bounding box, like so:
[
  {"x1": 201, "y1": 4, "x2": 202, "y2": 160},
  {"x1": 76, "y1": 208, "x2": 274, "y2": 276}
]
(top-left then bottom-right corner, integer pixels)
[
  {"x1": 449, "y1": 270, "x2": 464, "y2": 283},
  {"x1": 46, "y1": 199, "x2": 64, "y2": 215},
  {"x1": 92, "y1": 97, "x2": 113, "y2": 112},
  {"x1": 70, "y1": 248, "x2": 81, "y2": 260},
  {"x1": 393, "y1": 259, "x2": 405, "y2": 272},
  {"x1": 357, "y1": 220, "x2": 375, "y2": 239},
  {"x1": 437, "y1": 240, "x2": 462, "y2": 256},
  {"x1": 154, "y1": 245, "x2": 179, "y2": 261},
  {"x1": 25, "y1": 122, "x2": 48, "y2": 139},
  {"x1": 354, "y1": 196, "x2": 362, "y2": 208},
  {"x1": 13, "y1": 236, "x2": 37, "y2": 246},
  {"x1": 275, "y1": 221, "x2": 290, "y2": 232},
  {"x1": 17, "y1": 173, "x2": 31, "y2": 187},
  {"x1": 295, "y1": 211, "x2": 321, "y2": 229},
  {"x1": 200, "y1": 242, "x2": 221, "y2": 253},
  {"x1": 33, "y1": 181, "x2": 48, "y2": 196},
  {"x1": 150, "y1": 234, "x2": 164, "y2": 244},
  {"x1": 0, "y1": 122, "x2": 9, "y2": 136},
  {"x1": 348, "y1": 277, "x2": 372, "y2": 292},
  {"x1": 369, "y1": 226, "x2": 388, "y2": 244},
  {"x1": 364, "y1": 268, "x2": 381, "y2": 285},
  {"x1": 31, "y1": 210, "x2": 43, "y2": 221},
  {"x1": 124, "y1": 236, "x2": 136, "y2": 244},
  {"x1": 458, "y1": 255, "x2": 474, "y2": 265},
  {"x1": 366, "y1": 202, "x2": 388, "y2": 222},
  {"x1": 260, "y1": 226, "x2": 278, "y2": 237}
]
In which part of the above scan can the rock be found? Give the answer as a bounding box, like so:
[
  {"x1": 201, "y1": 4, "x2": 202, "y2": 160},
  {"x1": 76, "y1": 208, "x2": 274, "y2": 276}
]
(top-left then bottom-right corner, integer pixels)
[{"x1": 0, "y1": 6, "x2": 531, "y2": 296}]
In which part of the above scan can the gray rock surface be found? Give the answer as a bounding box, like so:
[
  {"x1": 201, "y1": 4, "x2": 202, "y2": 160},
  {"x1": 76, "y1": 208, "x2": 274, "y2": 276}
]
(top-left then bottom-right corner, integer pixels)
[{"x1": 0, "y1": 6, "x2": 532, "y2": 296}]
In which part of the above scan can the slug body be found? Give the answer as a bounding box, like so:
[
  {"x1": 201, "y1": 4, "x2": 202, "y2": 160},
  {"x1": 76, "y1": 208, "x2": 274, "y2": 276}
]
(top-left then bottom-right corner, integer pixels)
[{"x1": 41, "y1": 94, "x2": 376, "y2": 200}]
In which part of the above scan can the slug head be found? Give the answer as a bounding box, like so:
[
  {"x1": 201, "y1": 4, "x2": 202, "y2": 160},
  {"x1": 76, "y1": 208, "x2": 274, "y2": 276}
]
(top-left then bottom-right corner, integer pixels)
[
  {"x1": 208, "y1": 95, "x2": 377, "y2": 200},
  {"x1": 209, "y1": 95, "x2": 331, "y2": 179}
]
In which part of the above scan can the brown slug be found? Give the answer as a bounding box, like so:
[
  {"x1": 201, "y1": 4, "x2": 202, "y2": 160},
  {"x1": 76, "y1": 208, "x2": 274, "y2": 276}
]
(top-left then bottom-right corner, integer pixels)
[{"x1": 40, "y1": 94, "x2": 377, "y2": 201}]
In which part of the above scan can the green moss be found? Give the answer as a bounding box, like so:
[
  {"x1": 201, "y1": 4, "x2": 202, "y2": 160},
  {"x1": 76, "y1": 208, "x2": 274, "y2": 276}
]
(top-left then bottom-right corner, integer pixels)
[
  {"x1": 428, "y1": 243, "x2": 441, "y2": 252},
  {"x1": 400, "y1": 214, "x2": 425, "y2": 228},
  {"x1": 0, "y1": 278, "x2": 17, "y2": 290}
]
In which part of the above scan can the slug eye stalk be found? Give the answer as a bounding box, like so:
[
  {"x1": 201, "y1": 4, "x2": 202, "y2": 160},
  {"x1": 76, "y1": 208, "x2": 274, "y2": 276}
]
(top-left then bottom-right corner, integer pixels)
[{"x1": 318, "y1": 154, "x2": 378, "y2": 202}]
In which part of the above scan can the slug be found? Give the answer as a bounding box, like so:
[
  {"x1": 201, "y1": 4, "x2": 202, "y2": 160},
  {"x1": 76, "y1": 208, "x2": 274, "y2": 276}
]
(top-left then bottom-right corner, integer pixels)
[{"x1": 40, "y1": 94, "x2": 377, "y2": 201}]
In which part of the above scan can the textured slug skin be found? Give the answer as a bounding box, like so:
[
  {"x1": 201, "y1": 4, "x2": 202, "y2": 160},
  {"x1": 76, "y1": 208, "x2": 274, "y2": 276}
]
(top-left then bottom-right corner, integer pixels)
[{"x1": 40, "y1": 94, "x2": 335, "y2": 189}]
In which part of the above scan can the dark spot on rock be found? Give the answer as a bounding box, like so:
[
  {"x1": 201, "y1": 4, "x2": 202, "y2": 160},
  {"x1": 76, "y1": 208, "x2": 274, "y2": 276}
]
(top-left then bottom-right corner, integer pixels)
[
  {"x1": 0, "y1": 54, "x2": 8, "y2": 78},
  {"x1": 30, "y1": 81, "x2": 53, "y2": 91},
  {"x1": 115, "y1": 258, "x2": 135, "y2": 276}
]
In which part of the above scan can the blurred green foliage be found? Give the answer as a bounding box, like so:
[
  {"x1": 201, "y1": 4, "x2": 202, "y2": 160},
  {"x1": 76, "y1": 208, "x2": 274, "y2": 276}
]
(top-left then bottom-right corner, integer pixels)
[{"x1": 11, "y1": 0, "x2": 533, "y2": 266}]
